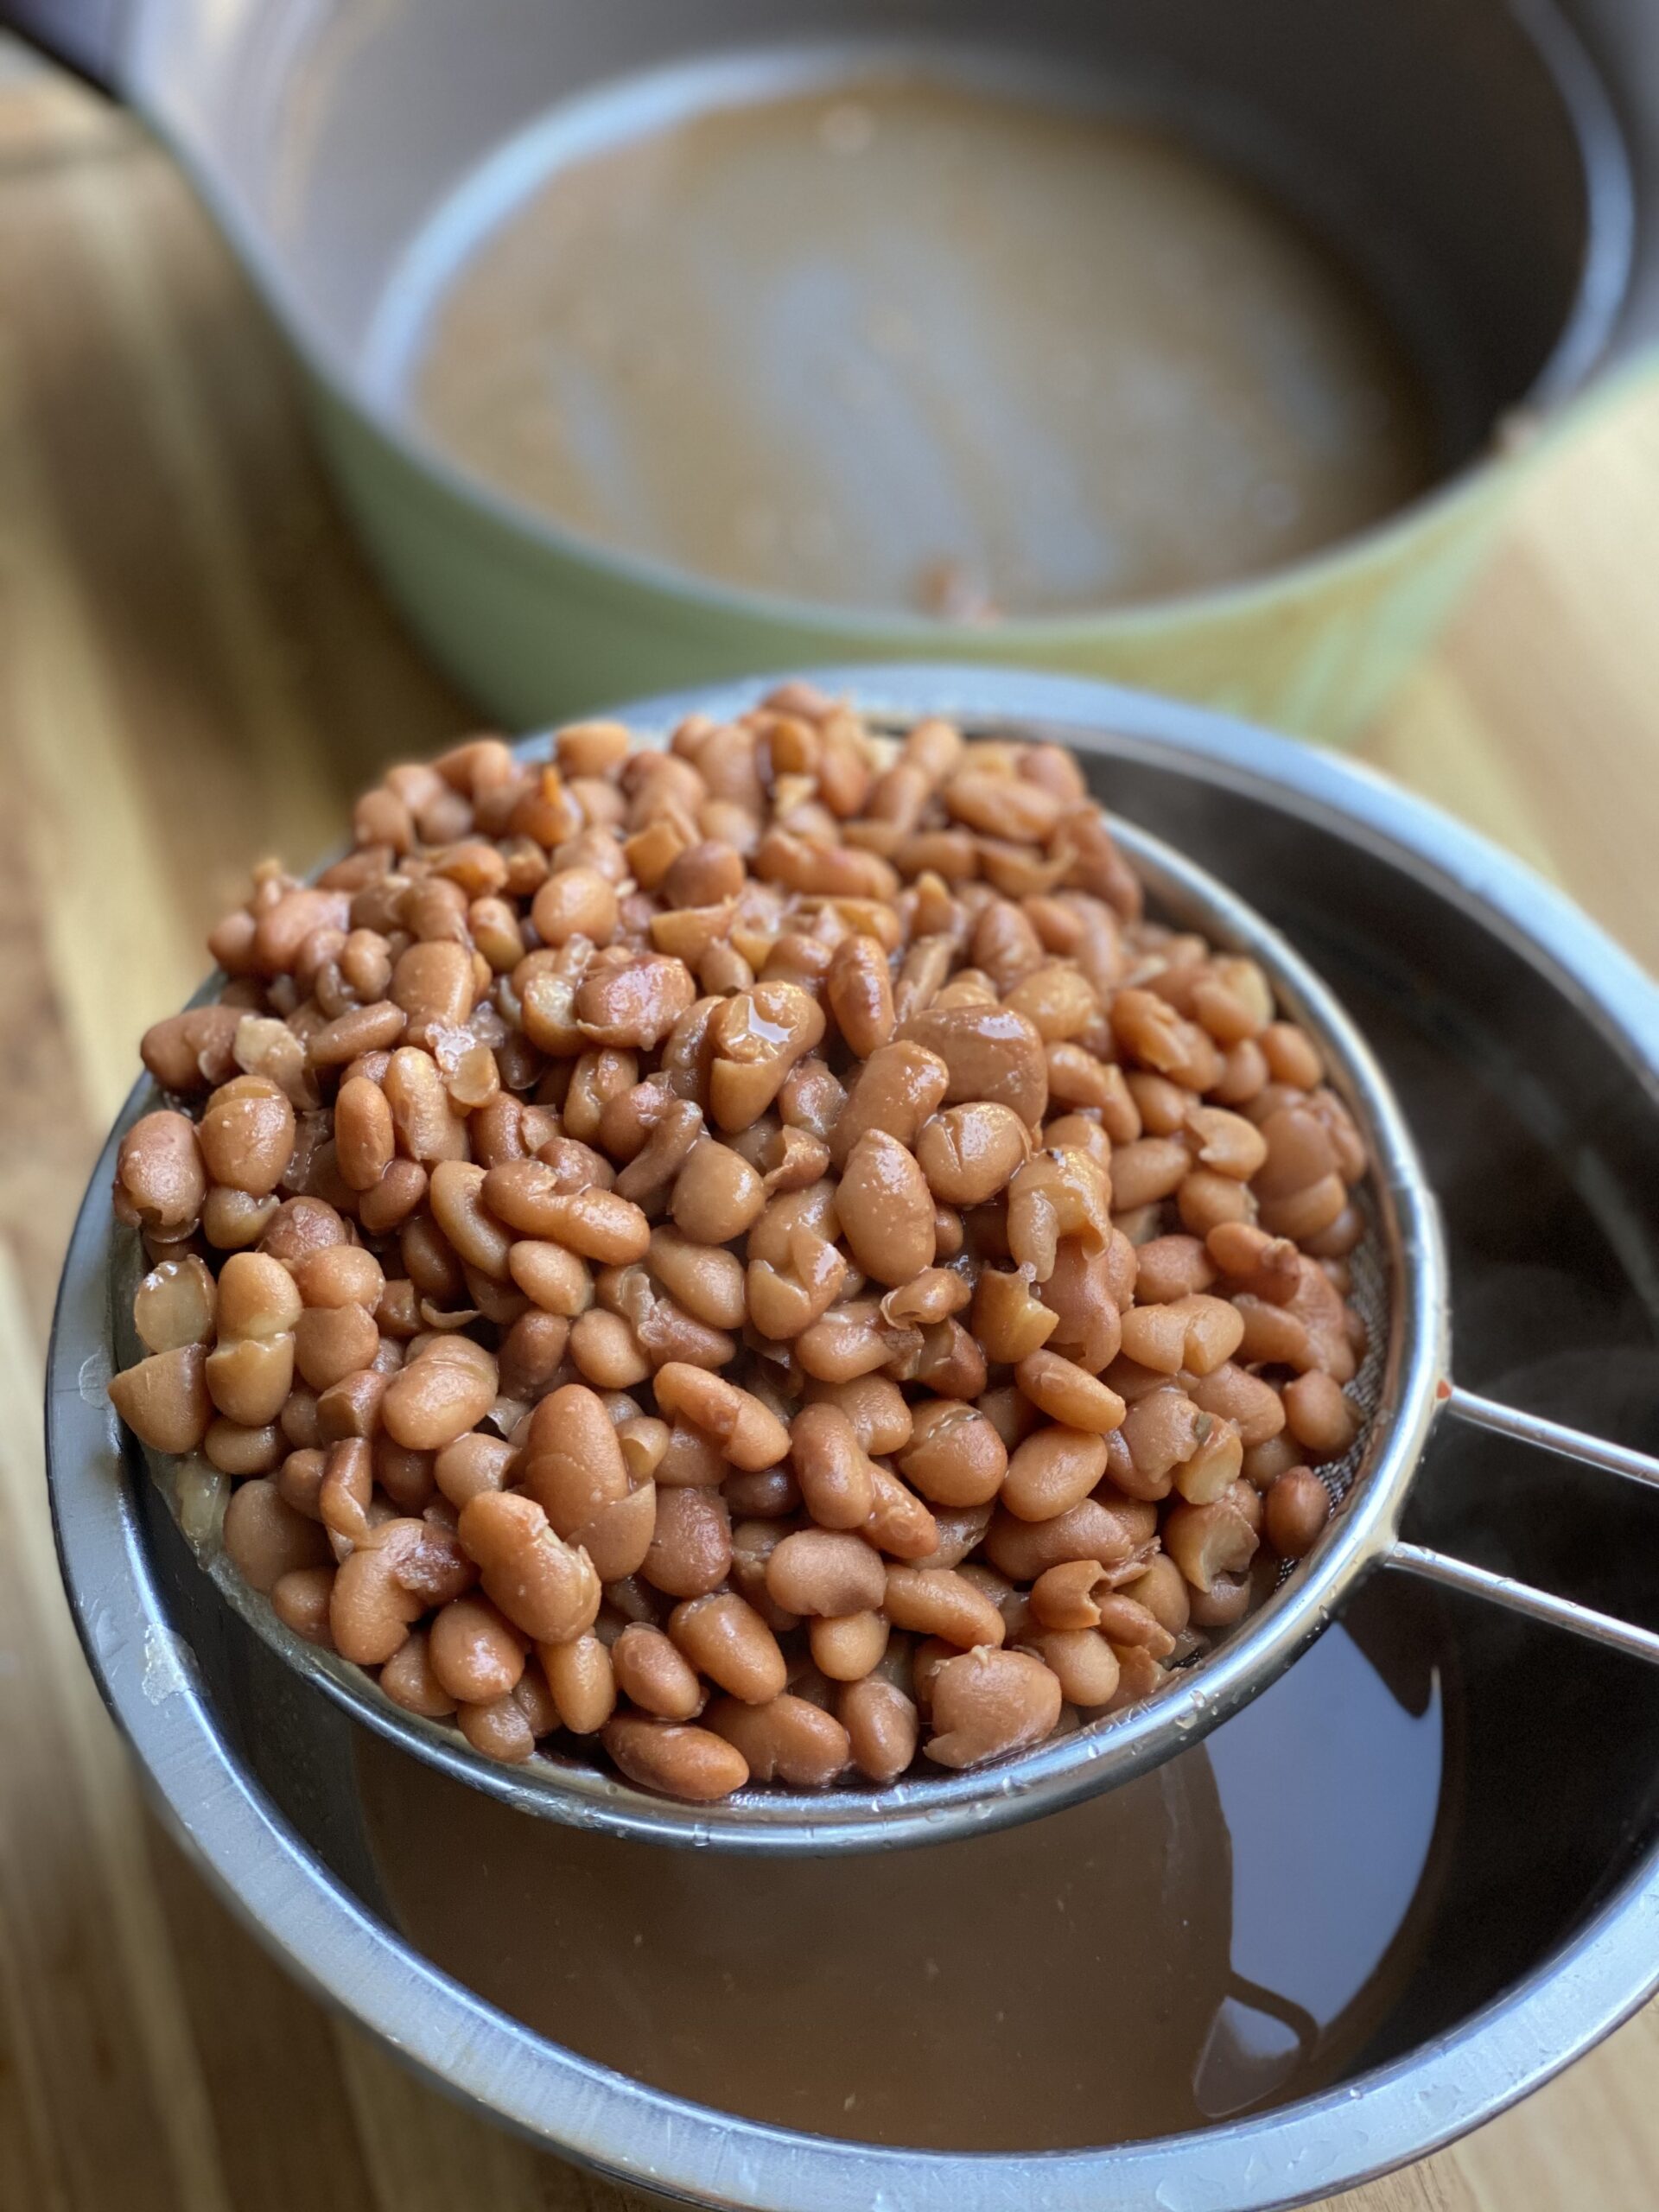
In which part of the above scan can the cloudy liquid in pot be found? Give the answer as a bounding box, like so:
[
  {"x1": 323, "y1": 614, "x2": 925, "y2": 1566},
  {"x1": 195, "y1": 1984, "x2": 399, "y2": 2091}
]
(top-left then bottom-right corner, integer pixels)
[
  {"x1": 389, "y1": 73, "x2": 1437, "y2": 618},
  {"x1": 357, "y1": 1586, "x2": 1455, "y2": 2151}
]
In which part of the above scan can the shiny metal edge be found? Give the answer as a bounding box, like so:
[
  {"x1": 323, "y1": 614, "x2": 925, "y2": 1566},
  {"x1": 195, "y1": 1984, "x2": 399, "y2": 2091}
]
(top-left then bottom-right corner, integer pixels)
[
  {"x1": 1389, "y1": 1541, "x2": 1659, "y2": 1663},
  {"x1": 116, "y1": 0, "x2": 1643, "y2": 646},
  {"x1": 48, "y1": 666, "x2": 1659, "y2": 2210}
]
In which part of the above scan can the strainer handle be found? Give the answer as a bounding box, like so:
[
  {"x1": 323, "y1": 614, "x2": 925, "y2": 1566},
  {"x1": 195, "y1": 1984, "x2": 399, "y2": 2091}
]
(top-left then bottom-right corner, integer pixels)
[{"x1": 1384, "y1": 1385, "x2": 1659, "y2": 1666}]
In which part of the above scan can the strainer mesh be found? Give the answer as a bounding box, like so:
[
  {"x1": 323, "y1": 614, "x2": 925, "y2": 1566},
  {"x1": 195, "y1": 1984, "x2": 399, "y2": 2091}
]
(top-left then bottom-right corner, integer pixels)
[{"x1": 1269, "y1": 1202, "x2": 1390, "y2": 1592}]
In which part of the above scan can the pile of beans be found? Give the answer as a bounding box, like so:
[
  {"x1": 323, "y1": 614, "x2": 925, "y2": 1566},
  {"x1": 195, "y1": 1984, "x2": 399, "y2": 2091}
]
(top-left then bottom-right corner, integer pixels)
[{"x1": 107, "y1": 692, "x2": 1369, "y2": 1802}]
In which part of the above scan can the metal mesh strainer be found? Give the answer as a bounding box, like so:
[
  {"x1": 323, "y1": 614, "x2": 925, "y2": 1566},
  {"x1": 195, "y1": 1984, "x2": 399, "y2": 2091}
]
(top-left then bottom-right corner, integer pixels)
[{"x1": 116, "y1": 751, "x2": 1659, "y2": 1855}]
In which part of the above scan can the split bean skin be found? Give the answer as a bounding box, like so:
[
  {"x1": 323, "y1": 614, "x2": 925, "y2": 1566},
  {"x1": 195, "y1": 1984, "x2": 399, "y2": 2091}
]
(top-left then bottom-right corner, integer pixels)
[{"x1": 109, "y1": 701, "x2": 1374, "y2": 1803}]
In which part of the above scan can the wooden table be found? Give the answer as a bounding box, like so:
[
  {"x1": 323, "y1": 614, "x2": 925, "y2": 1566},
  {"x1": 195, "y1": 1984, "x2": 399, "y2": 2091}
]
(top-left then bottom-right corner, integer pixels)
[{"x1": 1, "y1": 37, "x2": 1655, "y2": 2212}]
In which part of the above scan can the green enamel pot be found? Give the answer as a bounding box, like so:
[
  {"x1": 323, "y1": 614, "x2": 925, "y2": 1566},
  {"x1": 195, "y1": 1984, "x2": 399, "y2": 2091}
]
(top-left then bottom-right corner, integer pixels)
[{"x1": 8, "y1": 0, "x2": 1659, "y2": 738}]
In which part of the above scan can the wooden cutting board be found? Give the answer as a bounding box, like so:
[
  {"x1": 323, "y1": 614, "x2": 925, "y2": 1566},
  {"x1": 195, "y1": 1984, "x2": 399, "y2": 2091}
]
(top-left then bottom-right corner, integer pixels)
[{"x1": 0, "y1": 35, "x2": 1653, "y2": 2212}]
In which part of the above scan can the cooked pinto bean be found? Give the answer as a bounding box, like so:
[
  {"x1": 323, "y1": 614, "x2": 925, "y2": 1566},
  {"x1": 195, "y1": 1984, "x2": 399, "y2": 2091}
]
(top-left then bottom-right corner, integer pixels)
[
  {"x1": 706, "y1": 1693, "x2": 850, "y2": 1787},
  {"x1": 925, "y1": 1648, "x2": 1062, "y2": 1769}
]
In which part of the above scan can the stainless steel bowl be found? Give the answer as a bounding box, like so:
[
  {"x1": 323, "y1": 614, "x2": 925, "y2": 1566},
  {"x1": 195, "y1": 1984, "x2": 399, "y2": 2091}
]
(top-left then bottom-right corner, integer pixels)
[{"x1": 49, "y1": 668, "x2": 1659, "y2": 2208}]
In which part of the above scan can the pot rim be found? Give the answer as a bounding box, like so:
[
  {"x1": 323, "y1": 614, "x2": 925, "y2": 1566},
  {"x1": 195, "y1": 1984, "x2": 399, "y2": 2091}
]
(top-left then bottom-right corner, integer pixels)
[
  {"x1": 123, "y1": 0, "x2": 1642, "y2": 641},
  {"x1": 49, "y1": 664, "x2": 1659, "y2": 2211}
]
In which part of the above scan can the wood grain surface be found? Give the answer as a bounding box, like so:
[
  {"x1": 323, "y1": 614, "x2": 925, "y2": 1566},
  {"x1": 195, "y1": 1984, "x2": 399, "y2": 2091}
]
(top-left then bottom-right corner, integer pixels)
[{"x1": 0, "y1": 37, "x2": 1655, "y2": 2212}]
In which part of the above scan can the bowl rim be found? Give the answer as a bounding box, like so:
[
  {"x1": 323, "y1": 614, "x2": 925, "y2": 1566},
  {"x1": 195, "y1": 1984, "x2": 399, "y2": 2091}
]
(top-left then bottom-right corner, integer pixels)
[
  {"x1": 48, "y1": 664, "x2": 1659, "y2": 2210},
  {"x1": 125, "y1": 0, "x2": 1641, "y2": 639}
]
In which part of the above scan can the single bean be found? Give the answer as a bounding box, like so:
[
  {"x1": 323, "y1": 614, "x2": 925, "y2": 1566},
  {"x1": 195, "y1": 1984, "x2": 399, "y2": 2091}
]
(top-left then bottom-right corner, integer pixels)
[
  {"x1": 1243, "y1": 1433, "x2": 1304, "y2": 1493},
  {"x1": 518, "y1": 1382, "x2": 628, "y2": 1530},
  {"x1": 655, "y1": 1363, "x2": 790, "y2": 1471},
  {"x1": 826, "y1": 934, "x2": 897, "y2": 1058},
  {"x1": 612, "y1": 1622, "x2": 703, "y2": 1719},
  {"x1": 913, "y1": 1102, "x2": 1032, "y2": 1208},
  {"x1": 390, "y1": 938, "x2": 477, "y2": 1041},
  {"x1": 1165, "y1": 1497, "x2": 1260, "y2": 1592},
  {"x1": 602, "y1": 1714, "x2": 749, "y2": 1801},
  {"x1": 808, "y1": 1610, "x2": 889, "y2": 1682},
  {"x1": 380, "y1": 1336, "x2": 499, "y2": 1450},
  {"x1": 458, "y1": 1489, "x2": 601, "y2": 1643},
  {"x1": 829, "y1": 1040, "x2": 950, "y2": 1168},
  {"x1": 1001, "y1": 1426, "x2": 1109, "y2": 1522},
  {"x1": 861, "y1": 1465, "x2": 942, "y2": 1561},
  {"x1": 838, "y1": 1676, "x2": 918, "y2": 1782},
  {"x1": 276, "y1": 1445, "x2": 327, "y2": 1520},
  {"x1": 541, "y1": 1632, "x2": 617, "y2": 1733},
  {"x1": 1036, "y1": 1240, "x2": 1125, "y2": 1375},
  {"x1": 798, "y1": 1301, "x2": 904, "y2": 1385},
  {"x1": 569, "y1": 1307, "x2": 650, "y2": 1389},
  {"x1": 203, "y1": 1418, "x2": 284, "y2": 1477},
  {"x1": 131, "y1": 1254, "x2": 218, "y2": 1354},
  {"x1": 205, "y1": 1333, "x2": 296, "y2": 1430},
  {"x1": 569, "y1": 1479, "x2": 658, "y2": 1582},
  {"x1": 1108, "y1": 1137, "x2": 1190, "y2": 1211},
  {"x1": 293, "y1": 1301, "x2": 379, "y2": 1392},
  {"x1": 765, "y1": 1527, "x2": 886, "y2": 1617},
  {"x1": 670, "y1": 1137, "x2": 766, "y2": 1243},
  {"x1": 292, "y1": 1244, "x2": 385, "y2": 1312},
  {"x1": 1266, "y1": 1466, "x2": 1332, "y2": 1558},
  {"x1": 1122, "y1": 1553, "x2": 1192, "y2": 1637},
  {"x1": 482, "y1": 1166, "x2": 651, "y2": 1263},
  {"x1": 114, "y1": 1112, "x2": 207, "y2": 1238},
  {"x1": 882, "y1": 1566, "x2": 1006, "y2": 1649},
  {"x1": 498, "y1": 1307, "x2": 570, "y2": 1400},
  {"x1": 198, "y1": 1185, "x2": 276, "y2": 1249},
  {"x1": 925, "y1": 1647, "x2": 1062, "y2": 1769},
  {"x1": 433, "y1": 1432, "x2": 513, "y2": 1509},
  {"x1": 974, "y1": 1264, "x2": 1061, "y2": 1363},
  {"x1": 722, "y1": 1465, "x2": 798, "y2": 1518},
  {"x1": 898, "y1": 1399, "x2": 1007, "y2": 1507},
  {"x1": 706, "y1": 1694, "x2": 850, "y2": 1788},
  {"x1": 199, "y1": 1075, "x2": 296, "y2": 1197},
  {"x1": 1282, "y1": 1370, "x2": 1361, "y2": 1459},
  {"x1": 669, "y1": 1592, "x2": 787, "y2": 1704},
  {"x1": 270, "y1": 1565, "x2": 335, "y2": 1649},
  {"x1": 1133, "y1": 1235, "x2": 1217, "y2": 1304},
  {"x1": 1173, "y1": 1415, "x2": 1245, "y2": 1504},
  {"x1": 1190, "y1": 1363, "x2": 1287, "y2": 1448},
  {"x1": 906, "y1": 1499, "x2": 994, "y2": 1573},
  {"x1": 458, "y1": 1694, "x2": 537, "y2": 1764},
  {"x1": 641, "y1": 1484, "x2": 732, "y2": 1599},
  {"x1": 789, "y1": 1403, "x2": 876, "y2": 1529},
  {"x1": 1015, "y1": 1348, "x2": 1126, "y2": 1435},
  {"x1": 223, "y1": 1478, "x2": 331, "y2": 1594},
  {"x1": 1029, "y1": 1557, "x2": 1120, "y2": 1631},
  {"x1": 506, "y1": 1238, "x2": 594, "y2": 1319},
  {"x1": 379, "y1": 1628, "x2": 456, "y2": 1717},
  {"x1": 109, "y1": 1344, "x2": 212, "y2": 1454},
  {"x1": 1258, "y1": 1173, "x2": 1348, "y2": 1241},
  {"x1": 1117, "y1": 1387, "x2": 1208, "y2": 1497},
  {"x1": 140, "y1": 1004, "x2": 242, "y2": 1090},
  {"x1": 1032, "y1": 1629, "x2": 1122, "y2": 1708},
  {"x1": 429, "y1": 1592, "x2": 527, "y2": 1703}
]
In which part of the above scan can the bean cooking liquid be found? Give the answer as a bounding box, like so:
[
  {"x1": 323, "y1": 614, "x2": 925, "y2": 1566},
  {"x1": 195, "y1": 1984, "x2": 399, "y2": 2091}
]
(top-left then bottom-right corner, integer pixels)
[
  {"x1": 386, "y1": 73, "x2": 1436, "y2": 619},
  {"x1": 358, "y1": 1581, "x2": 1454, "y2": 2150}
]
